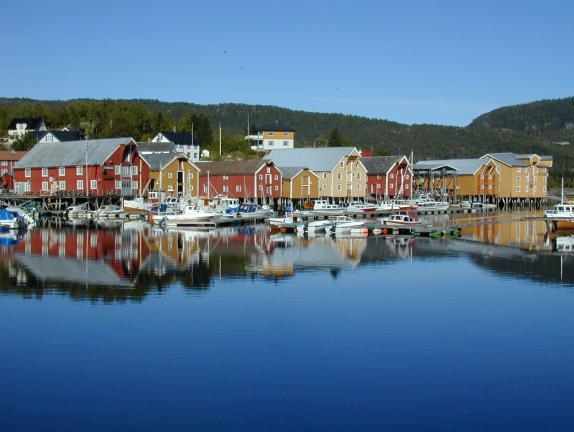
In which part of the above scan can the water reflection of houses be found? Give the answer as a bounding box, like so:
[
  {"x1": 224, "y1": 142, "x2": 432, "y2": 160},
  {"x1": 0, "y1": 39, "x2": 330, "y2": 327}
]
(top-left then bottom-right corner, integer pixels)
[
  {"x1": 9, "y1": 225, "x2": 150, "y2": 288},
  {"x1": 247, "y1": 235, "x2": 367, "y2": 279}
]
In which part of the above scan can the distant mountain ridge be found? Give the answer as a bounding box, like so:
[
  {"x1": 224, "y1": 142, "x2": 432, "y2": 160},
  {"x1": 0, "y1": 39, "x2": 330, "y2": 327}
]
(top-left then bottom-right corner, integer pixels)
[
  {"x1": 1, "y1": 96, "x2": 573, "y2": 177},
  {"x1": 469, "y1": 97, "x2": 574, "y2": 134}
]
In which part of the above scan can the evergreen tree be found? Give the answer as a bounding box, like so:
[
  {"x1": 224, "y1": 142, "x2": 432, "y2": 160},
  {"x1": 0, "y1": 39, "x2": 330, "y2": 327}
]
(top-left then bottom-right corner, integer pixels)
[{"x1": 328, "y1": 127, "x2": 344, "y2": 147}]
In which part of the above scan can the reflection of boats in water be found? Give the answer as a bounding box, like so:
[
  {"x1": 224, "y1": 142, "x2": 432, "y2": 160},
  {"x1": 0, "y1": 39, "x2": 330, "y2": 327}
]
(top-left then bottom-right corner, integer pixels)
[
  {"x1": 556, "y1": 236, "x2": 574, "y2": 252},
  {"x1": 545, "y1": 203, "x2": 574, "y2": 230}
]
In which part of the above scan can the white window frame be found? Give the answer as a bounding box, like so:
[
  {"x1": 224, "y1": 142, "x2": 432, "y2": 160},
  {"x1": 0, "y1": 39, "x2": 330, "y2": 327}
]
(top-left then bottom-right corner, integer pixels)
[
  {"x1": 59, "y1": 180, "x2": 66, "y2": 190},
  {"x1": 77, "y1": 180, "x2": 84, "y2": 190},
  {"x1": 76, "y1": 165, "x2": 83, "y2": 175},
  {"x1": 90, "y1": 180, "x2": 97, "y2": 190},
  {"x1": 59, "y1": 167, "x2": 66, "y2": 177},
  {"x1": 25, "y1": 168, "x2": 31, "y2": 178},
  {"x1": 42, "y1": 167, "x2": 48, "y2": 177}
]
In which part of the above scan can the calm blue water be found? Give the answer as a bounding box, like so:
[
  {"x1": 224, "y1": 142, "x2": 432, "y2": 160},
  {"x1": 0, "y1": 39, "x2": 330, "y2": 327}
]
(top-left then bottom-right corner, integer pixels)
[{"x1": 1, "y1": 222, "x2": 574, "y2": 431}]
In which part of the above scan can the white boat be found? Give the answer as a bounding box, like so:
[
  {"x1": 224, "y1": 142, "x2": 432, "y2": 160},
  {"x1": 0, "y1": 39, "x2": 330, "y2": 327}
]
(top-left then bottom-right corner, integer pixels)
[
  {"x1": 346, "y1": 201, "x2": 377, "y2": 213},
  {"x1": 66, "y1": 203, "x2": 90, "y2": 219},
  {"x1": 415, "y1": 198, "x2": 450, "y2": 211},
  {"x1": 269, "y1": 215, "x2": 295, "y2": 229},
  {"x1": 5, "y1": 207, "x2": 35, "y2": 227},
  {"x1": 91, "y1": 205, "x2": 123, "y2": 219},
  {"x1": 296, "y1": 219, "x2": 332, "y2": 233},
  {"x1": 236, "y1": 203, "x2": 273, "y2": 220},
  {"x1": 377, "y1": 201, "x2": 401, "y2": 211},
  {"x1": 0, "y1": 209, "x2": 27, "y2": 229},
  {"x1": 152, "y1": 205, "x2": 219, "y2": 226},
  {"x1": 123, "y1": 197, "x2": 153, "y2": 212},
  {"x1": 545, "y1": 203, "x2": 574, "y2": 229},
  {"x1": 302, "y1": 200, "x2": 345, "y2": 216},
  {"x1": 211, "y1": 196, "x2": 240, "y2": 214},
  {"x1": 380, "y1": 213, "x2": 423, "y2": 228},
  {"x1": 556, "y1": 236, "x2": 574, "y2": 252},
  {"x1": 391, "y1": 199, "x2": 418, "y2": 210},
  {"x1": 330, "y1": 216, "x2": 365, "y2": 231}
]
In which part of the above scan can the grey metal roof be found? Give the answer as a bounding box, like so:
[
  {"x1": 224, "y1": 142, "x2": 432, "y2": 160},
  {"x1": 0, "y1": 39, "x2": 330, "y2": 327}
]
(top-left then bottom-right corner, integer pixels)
[
  {"x1": 481, "y1": 152, "x2": 528, "y2": 167},
  {"x1": 415, "y1": 158, "x2": 485, "y2": 175},
  {"x1": 267, "y1": 147, "x2": 357, "y2": 172},
  {"x1": 514, "y1": 153, "x2": 553, "y2": 162},
  {"x1": 196, "y1": 159, "x2": 267, "y2": 175},
  {"x1": 141, "y1": 152, "x2": 186, "y2": 171},
  {"x1": 14, "y1": 137, "x2": 134, "y2": 169},
  {"x1": 279, "y1": 166, "x2": 318, "y2": 180},
  {"x1": 361, "y1": 156, "x2": 405, "y2": 174},
  {"x1": 138, "y1": 141, "x2": 175, "y2": 154}
]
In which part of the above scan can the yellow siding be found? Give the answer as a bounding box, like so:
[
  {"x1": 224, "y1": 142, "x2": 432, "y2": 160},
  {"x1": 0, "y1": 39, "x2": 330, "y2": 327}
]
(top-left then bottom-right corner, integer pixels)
[
  {"x1": 147, "y1": 156, "x2": 200, "y2": 198},
  {"x1": 262, "y1": 131, "x2": 295, "y2": 140}
]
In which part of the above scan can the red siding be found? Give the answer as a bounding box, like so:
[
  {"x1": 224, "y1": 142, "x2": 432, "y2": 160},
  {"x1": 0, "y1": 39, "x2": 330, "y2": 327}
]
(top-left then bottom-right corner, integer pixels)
[
  {"x1": 12, "y1": 143, "x2": 150, "y2": 196},
  {"x1": 366, "y1": 161, "x2": 413, "y2": 198},
  {"x1": 199, "y1": 163, "x2": 282, "y2": 200}
]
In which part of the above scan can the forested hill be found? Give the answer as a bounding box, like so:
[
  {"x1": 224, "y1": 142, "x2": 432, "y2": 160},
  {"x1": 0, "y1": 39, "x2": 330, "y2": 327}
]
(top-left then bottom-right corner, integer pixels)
[
  {"x1": 469, "y1": 97, "x2": 574, "y2": 134},
  {"x1": 1, "y1": 97, "x2": 574, "y2": 177}
]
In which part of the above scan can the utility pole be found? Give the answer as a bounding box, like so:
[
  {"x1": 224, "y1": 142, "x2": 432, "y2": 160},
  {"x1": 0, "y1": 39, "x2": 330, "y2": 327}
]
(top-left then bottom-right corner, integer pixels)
[
  {"x1": 85, "y1": 137, "x2": 88, "y2": 198},
  {"x1": 219, "y1": 122, "x2": 222, "y2": 157}
]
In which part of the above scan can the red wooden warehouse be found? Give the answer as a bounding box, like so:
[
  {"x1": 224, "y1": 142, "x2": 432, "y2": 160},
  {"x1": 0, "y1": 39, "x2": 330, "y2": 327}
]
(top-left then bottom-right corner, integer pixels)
[
  {"x1": 0, "y1": 150, "x2": 27, "y2": 190},
  {"x1": 361, "y1": 155, "x2": 413, "y2": 199},
  {"x1": 197, "y1": 160, "x2": 282, "y2": 204},
  {"x1": 12, "y1": 137, "x2": 150, "y2": 197}
]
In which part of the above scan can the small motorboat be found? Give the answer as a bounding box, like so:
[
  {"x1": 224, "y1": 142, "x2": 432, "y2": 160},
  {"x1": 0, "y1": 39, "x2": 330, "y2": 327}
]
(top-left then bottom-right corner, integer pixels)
[
  {"x1": 330, "y1": 216, "x2": 365, "y2": 232},
  {"x1": 91, "y1": 205, "x2": 123, "y2": 219},
  {"x1": 152, "y1": 205, "x2": 218, "y2": 226},
  {"x1": 269, "y1": 214, "x2": 295, "y2": 229},
  {"x1": 122, "y1": 197, "x2": 153, "y2": 212},
  {"x1": 301, "y1": 200, "x2": 345, "y2": 216},
  {"x1": 346, "y1": 201, "x2": 377, "y2": 213},
  {"x1": 66, "y1": 203, "x2": 90, "y2": 219},
  {"x1": 0, "y1": 209, "x2": 27, "y2": 230},
  {"x1": 377, "y1": 201, "x2": 400, "y2": 212},
  {"x1": 416, "y1": 198, "x2": 450, "y2": 211},
  {"x1": 235, "y1": 203, "x2": 273, "y2": 220},
  {"x1": 380, "y1": 213, "x2": 424, "y2": 228},
  {"x1": 296, "y1": 219, "x2": 332, "y2": 233}
]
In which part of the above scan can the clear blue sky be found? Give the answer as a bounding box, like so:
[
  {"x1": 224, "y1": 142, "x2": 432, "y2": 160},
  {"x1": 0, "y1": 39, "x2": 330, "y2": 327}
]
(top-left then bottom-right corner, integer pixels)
[{"x1": 1, "y1": 0, "x2": 572, "y2": 126}]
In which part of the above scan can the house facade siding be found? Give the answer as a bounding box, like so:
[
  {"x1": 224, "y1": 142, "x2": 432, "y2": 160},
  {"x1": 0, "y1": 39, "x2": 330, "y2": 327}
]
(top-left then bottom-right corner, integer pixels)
[
  {"x1": 13, "y1": 143, "x2": 149, "y2": 197},
  {"x1": 199, "y1": 162, "x2": 282, "y2": 203}
]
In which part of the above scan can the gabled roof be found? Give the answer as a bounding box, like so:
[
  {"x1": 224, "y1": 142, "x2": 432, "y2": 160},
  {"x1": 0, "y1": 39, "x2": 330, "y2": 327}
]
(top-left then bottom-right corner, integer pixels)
[
  {"x1": 280, "y1": 166, "x2": 319, "y2": 180},
  {"x1": 36, "y1": 129, "x2": 85, "y2": 142},
  {"x1": 0, "y1": 151, "x2": 27, "y2": 161},
  {"x1": 514, "y1": 153, "x2": 553, "y2": 162},
  {"x1": 414, "y1": 159, "x2": 473, "y2": 174},
  {"x1": 196, "y1": 159, "x2": 268, "y2": 176},
  {"x1": 14, "y1": 137, "x2": 135, "y2": 169},
  {"x1": 481, "y1": 153, "x2": 528, "y2": 167},
  {"x1": 361, "y1": 156, "x2": 406, "y2": 174},
  {"x1": 141, "y1": 152, "x2": 188, "y2": 171},
  {"x1": 138, "y1": 142, "x2": 175, "y2": 154},
  {"x1": 157, "y1": 131, "x2": 200, "y2": 146},
  {"x1": 266, "y1": 147, "x2": 357, "y2": 172},
  {"x1": 7, "y1": 117, "x2": 44, "y2": 130},
  {"x1": 258, "y1": 123, "x2": 295, "y2": 132}
]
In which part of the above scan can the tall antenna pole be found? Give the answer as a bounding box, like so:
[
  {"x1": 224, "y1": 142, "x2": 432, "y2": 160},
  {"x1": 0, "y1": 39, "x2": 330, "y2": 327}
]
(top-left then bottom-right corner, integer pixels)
[
  {"x1": 247, "y1": 112, "x2": 250, "y2": 149},
  {"x1": 219, "y1": 122, "x2": 222, "y2": 156},
  {"x1": 85, "y1": 137, "x2": 88, "y2": 197}
]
